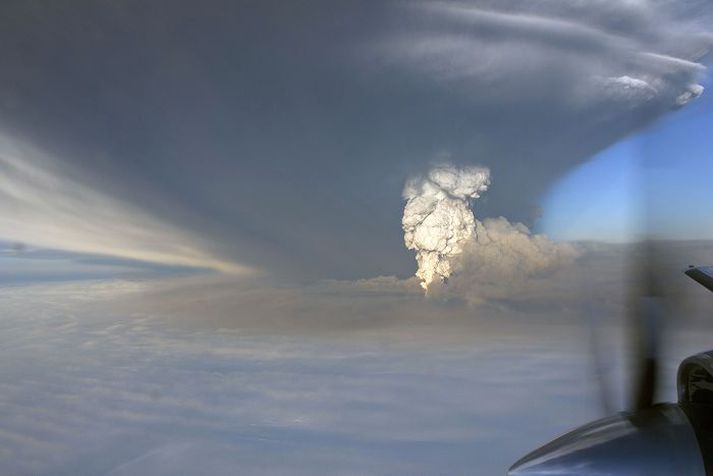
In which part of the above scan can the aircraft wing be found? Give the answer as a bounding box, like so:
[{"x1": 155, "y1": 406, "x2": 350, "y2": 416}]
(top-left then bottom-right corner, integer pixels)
[{"x1": 685, "y1": 266, "x2": 713, "y2": 293}]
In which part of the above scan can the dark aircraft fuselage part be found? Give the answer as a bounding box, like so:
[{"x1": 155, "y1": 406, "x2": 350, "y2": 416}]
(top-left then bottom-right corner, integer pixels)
[{"x1": 508, "y1": 403, "x2": 705, "y2": 475}]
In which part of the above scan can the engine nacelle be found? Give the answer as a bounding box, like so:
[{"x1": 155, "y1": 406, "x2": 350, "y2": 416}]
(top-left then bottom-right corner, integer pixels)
[
  {"x1": 507, "y1": 351, "x2": 713, "y2": 475},
  {"x1": 678, "y1": 351, "x2": 713, "y2": 475},
  {"x1": 678, "y1": 351, "x2": 713, "y2": 405}
]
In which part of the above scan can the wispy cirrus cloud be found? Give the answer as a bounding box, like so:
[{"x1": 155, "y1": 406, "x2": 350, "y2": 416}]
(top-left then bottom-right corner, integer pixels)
[{"x1": 376, "y1": 0, "x2": 711, "y2": 108}]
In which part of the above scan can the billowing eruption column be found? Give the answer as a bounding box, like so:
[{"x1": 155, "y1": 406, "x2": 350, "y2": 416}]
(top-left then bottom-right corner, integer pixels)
[
  {"x1": 403, "y1": 164, "x2": 580, "y2": 294},
  {"x1": 402, "y1": 164, "x2": 490, "y2": 289}
]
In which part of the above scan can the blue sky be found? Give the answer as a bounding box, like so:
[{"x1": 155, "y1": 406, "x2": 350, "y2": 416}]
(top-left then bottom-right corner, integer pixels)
[{"x1": 542, "y1": 72, "x2": 713, "y2": 242}]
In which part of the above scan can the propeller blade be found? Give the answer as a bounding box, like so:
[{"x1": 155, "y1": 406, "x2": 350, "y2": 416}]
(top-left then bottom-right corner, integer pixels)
[
  {"x1": 630, "y1": 243, "x2": 665, "y2": 411},
  {"x1": 585, "y1": 303, "x2": 614, "y2": 415}
]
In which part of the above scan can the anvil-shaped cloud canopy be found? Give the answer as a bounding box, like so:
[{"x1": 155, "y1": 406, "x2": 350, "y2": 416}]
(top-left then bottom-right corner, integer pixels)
[{"x1": 0, "y1": 0, "x2": 709, "y2": 278}]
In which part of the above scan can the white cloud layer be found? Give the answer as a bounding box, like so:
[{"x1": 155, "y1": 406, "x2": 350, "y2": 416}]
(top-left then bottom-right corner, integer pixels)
[
  {"x1": 0, "y1": 277, "x2": 603, "y2": 475},
  {"x1": 2, "y1": 242, "x2": 713, "y2": 474}
]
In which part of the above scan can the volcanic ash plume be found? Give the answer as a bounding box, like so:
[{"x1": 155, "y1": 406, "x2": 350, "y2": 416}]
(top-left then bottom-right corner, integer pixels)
[
  {"x1": 403, "y1": 164, "x2": 579, "y2": 293},
  {"x1": 402, "y1": 164, "x2": 490, "y2": 289}
]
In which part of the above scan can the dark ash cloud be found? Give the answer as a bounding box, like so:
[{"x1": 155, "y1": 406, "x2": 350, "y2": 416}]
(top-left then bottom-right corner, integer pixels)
[{"x1": 0, "y1": 0, "x2": 709, "y2": 279}]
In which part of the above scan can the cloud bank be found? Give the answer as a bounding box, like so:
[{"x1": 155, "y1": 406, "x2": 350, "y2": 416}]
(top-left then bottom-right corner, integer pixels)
[
  {"x1": 0, "y1": 277, "x2": 604, "y2": 476},
  {"x1": 2, "y1": 241, "x2": 713, "y2": 474},
  {"x1": 403, "y1": 164, "x2": 577, "y2": 292}
]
